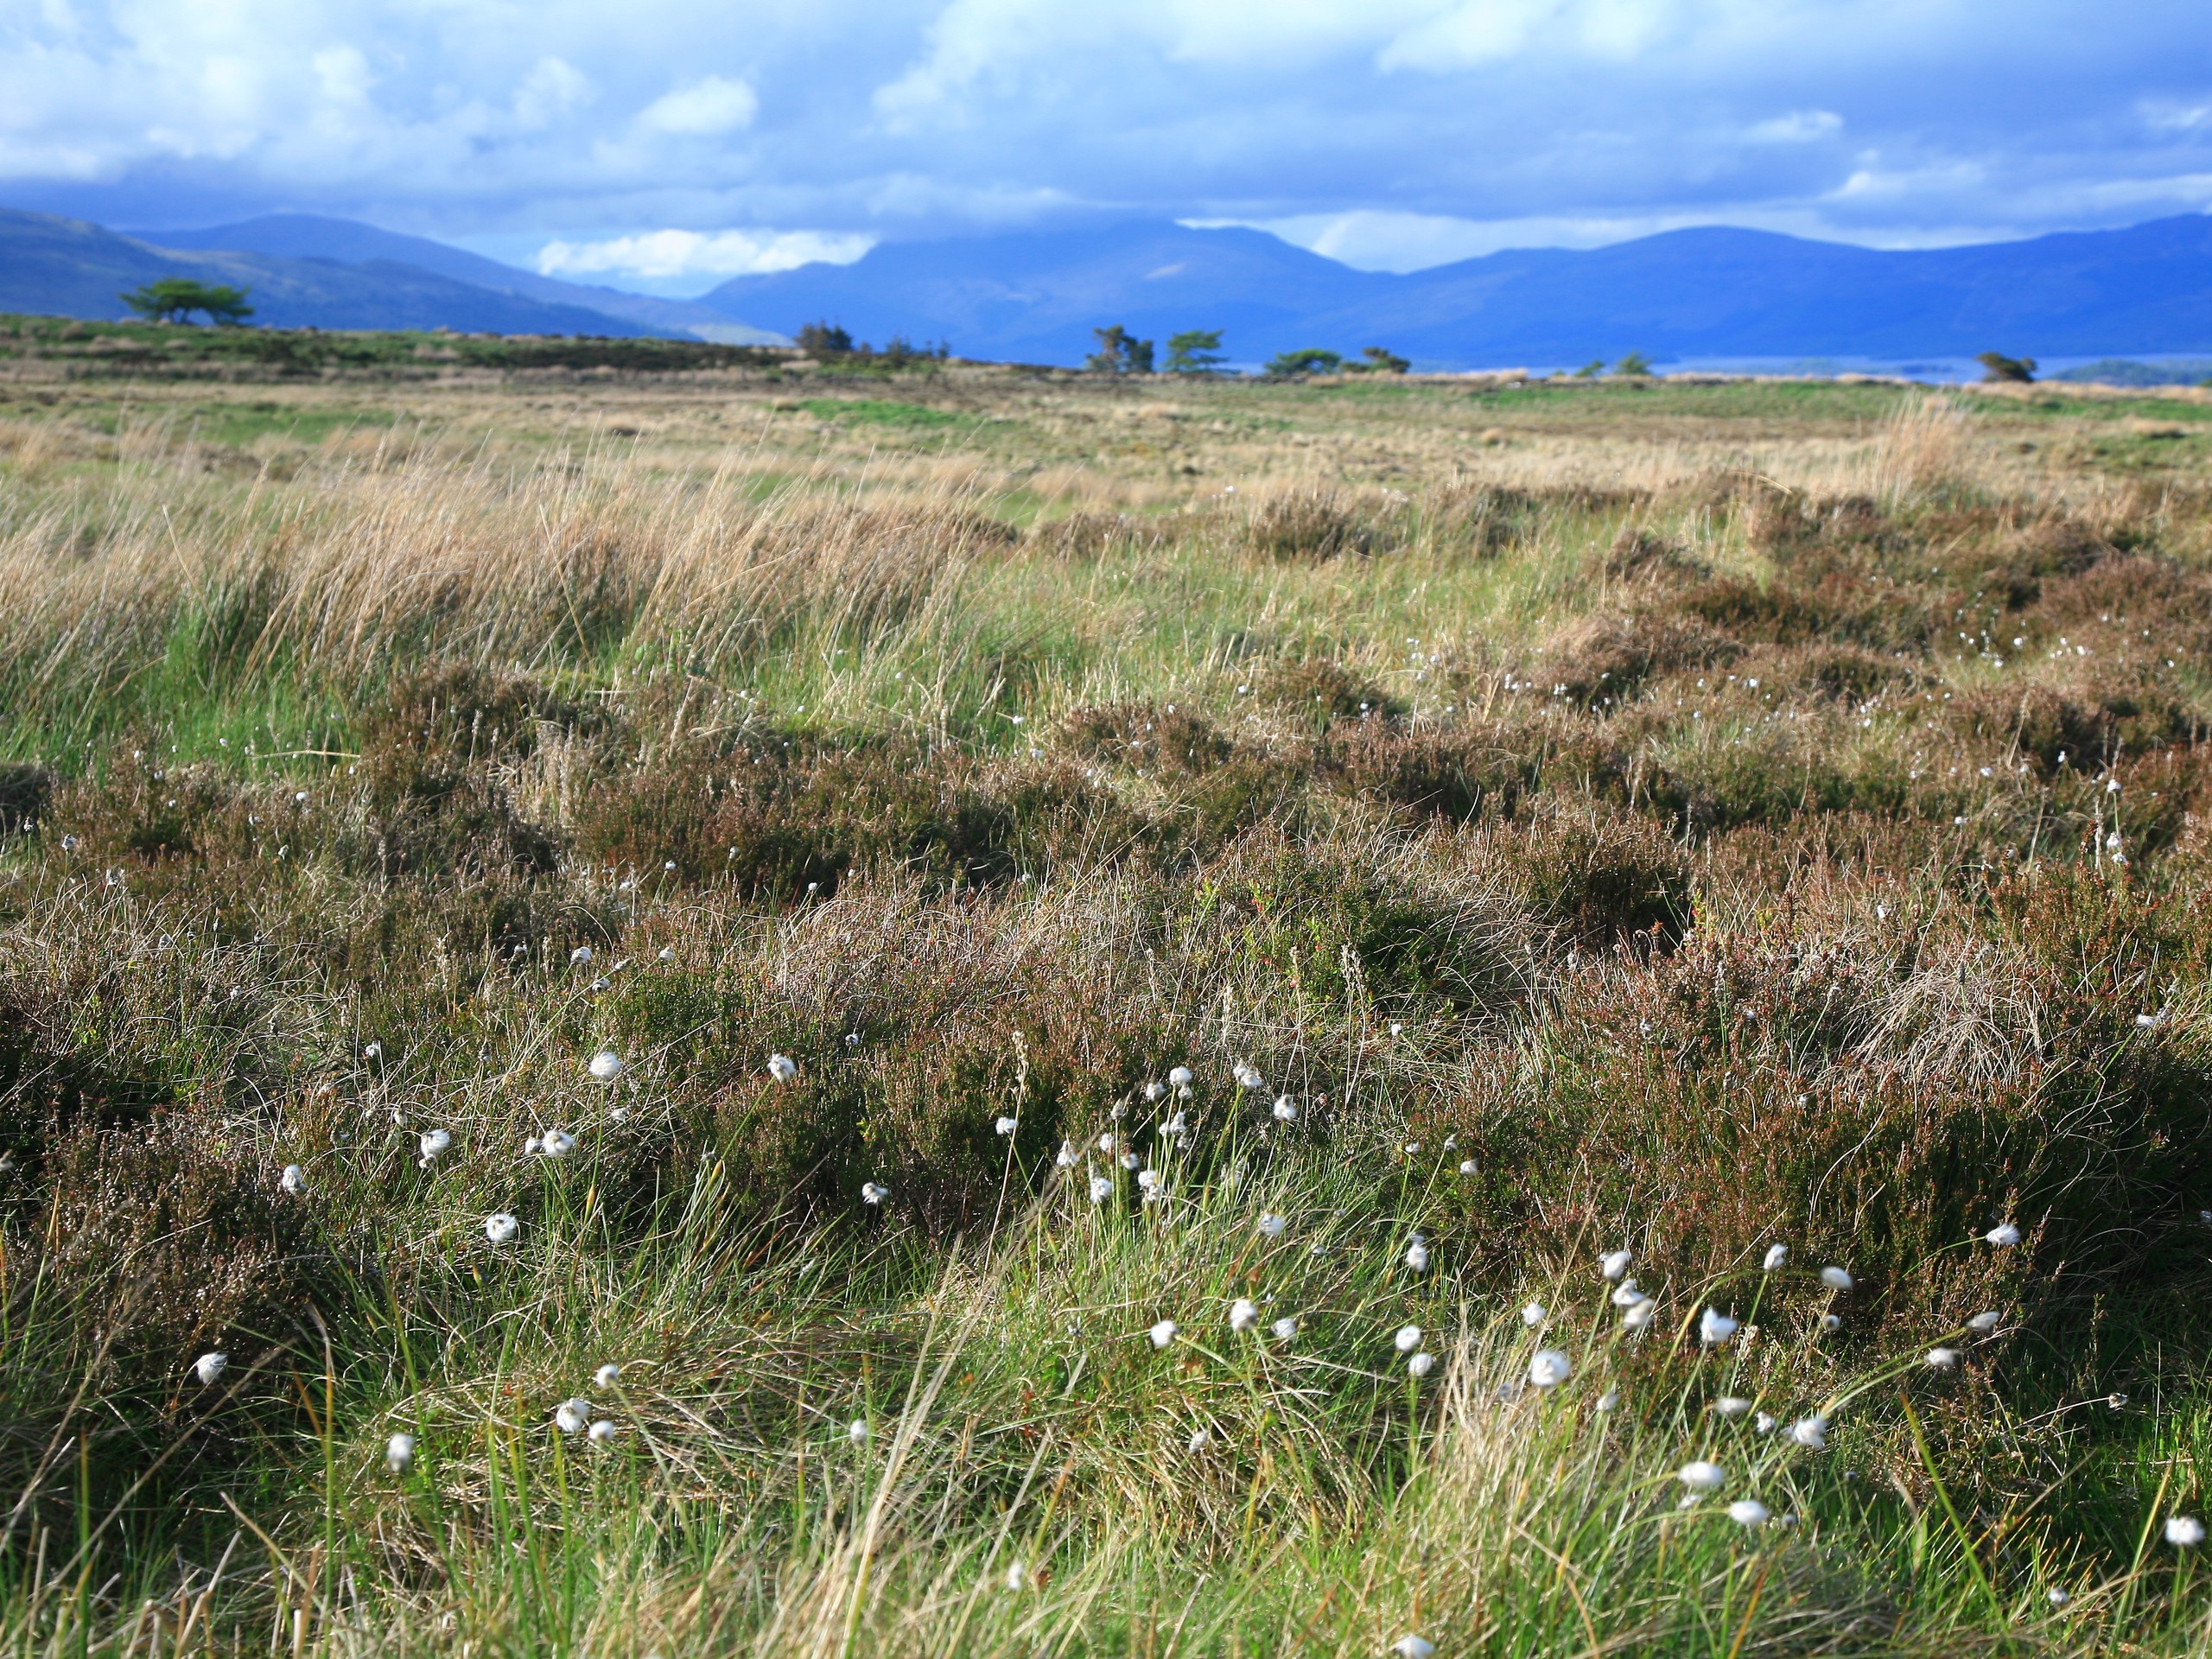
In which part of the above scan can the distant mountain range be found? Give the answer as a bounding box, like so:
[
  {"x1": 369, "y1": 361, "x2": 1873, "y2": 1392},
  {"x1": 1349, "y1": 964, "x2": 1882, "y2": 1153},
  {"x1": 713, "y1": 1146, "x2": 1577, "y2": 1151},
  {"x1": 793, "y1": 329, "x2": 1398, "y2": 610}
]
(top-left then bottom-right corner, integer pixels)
[
  {"x1": 695, "y1": 214, "x2": 2212, "y2": 369},
  {"x1": 5, "y1": 205, "x2": 2212, "y2": 368}
]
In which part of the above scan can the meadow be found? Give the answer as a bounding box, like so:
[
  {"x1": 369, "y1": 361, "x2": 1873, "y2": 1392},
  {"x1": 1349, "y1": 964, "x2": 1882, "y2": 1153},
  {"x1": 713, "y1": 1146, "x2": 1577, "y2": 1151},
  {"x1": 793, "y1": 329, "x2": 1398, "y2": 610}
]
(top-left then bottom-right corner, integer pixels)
[{"x1": 4, "y1": 355, "x2": 2212, "y2": 1656}]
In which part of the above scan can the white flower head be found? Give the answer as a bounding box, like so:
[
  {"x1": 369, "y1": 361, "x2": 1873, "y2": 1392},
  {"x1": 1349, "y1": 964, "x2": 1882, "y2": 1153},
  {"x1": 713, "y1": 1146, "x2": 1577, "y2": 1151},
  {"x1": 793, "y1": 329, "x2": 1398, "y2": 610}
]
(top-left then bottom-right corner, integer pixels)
[
  {"x1": 1715, "y1": 1396, "x2": 1753, "y2": 1418},
  {"x1": 1230, "y1": 1298, "x2": 1260, "y2": 1333},
  {"x1": 2048, "y1": 1587, "x2": 2069, "y2": 1606},
  {"x1": 1144, "y1": 1080, "x2": 1166, "y2": 1103},
  {"x1": 1762, "y1": 1243, "x2": 1788, "y2": 1271},
  {"x1": 1529, "y1": 1349, "x2": 1572, "y2": 1388},
  {"x1": 1727, "y1": 1498, "x2": 1770, "y2": 1527},
  {"x1": 1135, "y1": 1167, "x2": 1159, "y2": 1191},
  {"x1": 1408, "y1": 1351, "x2": 1435, "y2": 1377},
  {"x1": 1521, "y1": 1301, "x2": 1547, "y2": 1328},
  {"x1": 1272, "y1": 1315, "x2": 1299, "y2": 1341},
  {"x1": 592, "y1": 1363, "x2": 622, "y2": 1389},
  {"x1": 279, "y1": 1164, "x2": 306, "y2": 1195},
  {"x1": 485, "y1": 1212, "x2": 519, "y2": 1244},
  {"x1": 417, "y1": 1128, "x2": 452, "y2": 1164},
  {"x1": 1120, "y1": 1151, "x2": 1141, "y2": 1170},
  {"x1": 1404, "y1": 1241, "x2": 1430, "y2": 1272},
  {"x1": 1148, "y1": 1319, "x2": 1179, "y2": 1350},
  {"x1": 538, "y1": 1128, "x2": 575, "y2": 1158},
  {"x1": 1167, "y1": 1065, "x2": 1193, "y2": 1089},
  {"x1": 1271, "y1": 1095, "x2": 1298, "y2": 1122},
  {"x1": 2169, "y1": 1516, "x2": 2206, "y2": 1548},
  {"x1": 767, "y1": 1053, "x2": 798, "y2": 1084},
  {"x1": 1595, "y1": 1389, "x2": 1619, "y2": 1412},
  {"x1": 194, "y1": 1352, "x2": 228, "y2": 1385},
  {"x1": 658, "y1": 945, "x2": 676, "y2": 961},
  {"x1": 1621, "y1": 1300, "x2": 1656, "y2": 1332},
  {"x1": 570, "y1": 946, "x2": 594, "y2": 965},
  {"x1": 1610, "y1": 1280, "x2": 1644, "y2": 1307},
  {"x1": 1985, "y1": 1223, "x2": 2022, "y2": 1248},
  {"x1": 1003, "y1": 1560, "x2": 1029, "y2": 1591},
  {"x1": 1789, "y1": 1414, "x2": 1828, "y2": 1449},
  {"x1": 1089, "y1": 1174, "x2": 1113, "y2": 1203},
  {"x1": 1821, "y1": 1313, "x2": 1842, "y2": 1332},
  {"x1": 1967, "y1": 1311, "x2": 2003, "y2": 1333},
  {"x1": 1188, "y1": 1427, "x2": 1210, "y2": 1451},
  {"x1": 861, "y1": 1181, "x2": 887, "y2": 1205},
  {"x1": 1233, "y1": 1062, "x2": 1262, "y2": 1089},
  {"x1": 995, "y1": 1116, "x2": 1020, "y2": 1136},
  {"x1": 385, "y1": 1432, "x2": 416, "y2": 1472},
  {"x1": 1257, "y1": 1211, "x2": 1287, "y2": 1237},
  {"x1": 554, "y1": 1398, "x2": 592, "y2": 1434},
  {"x1": 1055, "y1": 1141, "x2": 1078, "y2": 1167},
  {"x1": 1925, "y1": 1347, "x2": 1960, "y2": 1371},
  {"x1": 1755, "y1": 1412, "x2": 1776, "y2": 1433},
  {"x1": 1599, "y1": 1249, "x2": 1632, "y2": 1281},
  {"x1": 849, "y1": 1418, "x2": 870, "y2": 1444},
  {"x1": 1392, "y1": 1638, "x2": 1435, "y2": 1659},
  {"x1": 1700, "y1": 1307, "x2": 1740, "y2": 1345},
  {"x1": 1458, "y1": 1159, "x2": 1477, "y2": 1175},
  {"x1": 1677, "y1": 1459, "x2": 1726, "y2": 1494},
  {"x1": 1395, "y1": 1325, "x2": 1423, "y2": 1353},
  {"x1": 1820, "y1": 1266, "x2": 1853, "y2": 1291},
  {"x1": 588, "y1": 1050, "x2": 623, "y2": 1082},
  {"x1": 1098, "y1": 1132, "x2": 1118, "y2": 1153},
  {"x1": 587, "y1": 1418, "x2": 618, "y2": 1446}
]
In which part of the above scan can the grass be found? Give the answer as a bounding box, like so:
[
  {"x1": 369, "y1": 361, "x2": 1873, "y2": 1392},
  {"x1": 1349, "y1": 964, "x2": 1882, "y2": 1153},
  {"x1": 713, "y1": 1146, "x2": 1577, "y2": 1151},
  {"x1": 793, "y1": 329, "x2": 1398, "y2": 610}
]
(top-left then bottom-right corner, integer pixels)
[{"x1": 3, "y1": 366, "x2": 2212, "y2": 1654}]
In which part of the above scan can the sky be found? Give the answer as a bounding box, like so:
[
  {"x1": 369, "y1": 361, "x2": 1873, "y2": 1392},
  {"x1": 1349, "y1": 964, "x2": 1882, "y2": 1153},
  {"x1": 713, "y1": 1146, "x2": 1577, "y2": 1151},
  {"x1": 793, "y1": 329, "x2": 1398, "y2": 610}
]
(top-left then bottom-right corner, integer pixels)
[{"x1": 3, "y1": 0, "x2": 2211, "y2": 292}]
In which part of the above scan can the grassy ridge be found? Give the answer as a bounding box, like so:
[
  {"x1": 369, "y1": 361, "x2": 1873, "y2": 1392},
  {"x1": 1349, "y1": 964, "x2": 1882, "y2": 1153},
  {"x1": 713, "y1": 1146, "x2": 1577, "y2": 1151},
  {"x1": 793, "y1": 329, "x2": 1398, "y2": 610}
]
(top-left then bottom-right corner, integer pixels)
[{"x1": 3, "y1": 379, "x2": 2212, "y2": 1653}]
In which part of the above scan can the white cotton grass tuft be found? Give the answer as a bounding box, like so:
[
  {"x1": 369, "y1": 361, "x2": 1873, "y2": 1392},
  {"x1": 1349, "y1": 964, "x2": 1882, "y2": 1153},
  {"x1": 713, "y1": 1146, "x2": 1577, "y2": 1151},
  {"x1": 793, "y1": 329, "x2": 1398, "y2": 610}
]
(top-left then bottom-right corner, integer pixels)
[
  {"x1": 1135, "y1": 1168, "x2": 1159, "y2": 1192},
  {"x1": 537, "y1": 1128, "x2": 575, "y2": 1158},
  {"x1": 1257, "y1": 1212, "x2": 1287, "y2": 1237},
  {"x1": 1394, "y1": 1325, "x2": 1422, "y2": 1353},
  {"x1": 1271, "y1": 1095, "x2": 1298, "y2": 1122},
  {"x1": 1967, "y1": 1311, "x2": 2003, "y2": 1333},
  {"x1": 995, "y1": 1115, "x2": 1020, "y2": 1136},
  {"x1": 1148, "y1": 1319, "x2": 1178, "y2": 1350},
  {"x1": 385, "y1": 1433, "x2": 416, "y2": 1472},
  {"x1": 1521, "y1": 1301, "x2": 1546, "y2": 1328},
  {"x1": 1143, "y1": 1081, "x2": 1166, "y2": 1103},
  {"x1": 1408, "y1": 1351, "x2": 1434, "y2": 1377},
  {"x1": 1621, "y1": 1300, "x2": 1656, "y2": 1332},
  {"x1": 1089, "y1": 1174, "x2": 1113, "y2": 1204},
  {"x1": 1763, "y1": 1243, "x2": 1788, "y2": 1271},
  {"x1": 1188, "y1": 1427, "x2": 1210, "y2": 1452},
  {"x1": 1528, "y1": 1349, "x2": 1572, "y2": 1388},
  {"x1": 1926, "y1": 1347, "x2": 1961, "y2": 1371},
  {"x1": 766, "y1": 1053, "x2": 798, "y2": 1084},
  {"x1": 2048, "y1": 1586, "x2": 2069, "y2": 1606},
  {"x1": 1821, "y1": 1266, "x2": 1854, "y2": 1290},
  {"x1": 1595, "y1": 1389, "x2": 1619, "y2": 1412},
  {"x1": 1272, "y1": 1315, "x2": 1299, "y2": 1341},
  {"x1": 849, "y1": 1418, "x2": 870, "y2": 1444},
  {"x1": 1003, "y1": 1560, "x2": 1029, "y2": 1591},
  {"x1": 1985, "y1": 1223, "x2": 2022, "y2": 1248},
  {"x1": 1610, "y1": 1280, "x2": 1644, "y2": 1307},
  {"x1": 1599, "y1": 1249, "x2": 1631, "y2": 1280},
  {"x1": 1392, "y1": 1638, "x2": 1435, "y2": 1659},
  {"x1": 587, "y1": 1051, "x2": 624, "y2": 1083},
  {"x1": 569, "y1": 946, "x2": 593, "y2": 965},
  {"x1": 1167, "y1": 1065, "x2": 1193, "y2": 1090},
  {"x1": 1233, "y1": 1062, "x2": 1264, "y2": 1090},
  {"x1": 417, "y1": 1128, "x2": 452, "y2": 1166},
  {"x1": 587, "y1": 1418, "x2": 618, "y2": 1446},
  {"x1": 485, "y1": 1212, "x2": 519, "y2": 1244},
  {"x1": 554, "y1": 1398, "x2": 593, "y2": 1434},
  {"x1": 1727, "y1": 1498, "x2": 1770, "y2": 1527},
  {"x1": 1230, "y1": 1298, "x2": 1260, "y2": 1333},
  {"x1": 1700, "y1": 1307, "x2": 1740, "y2": 1345},
  {"x1": 1755, "y1": 1413, "x2": 1777, "y2": 1433},
  {"x1": 2168, "y1": 1516, "x2": 2206, "y2": 1548},
  {"x1": 1458, "y1": 1159, "x2": 1477, "y2": 1175},
  {"x1": 1677, "y1": 1460, "x2": 1726, "y2": 1494},
  {"x1": 279, "y1": 1164, "x2": 306, "y2": 1195},
  {"x1": 594, "y1": 1363, "x2": 622, "y2": 1389},
  {"x1": 1715, "y1": 1396, "x2": 1753, "y2": 1419},
  {"x1": 194, "y1": 1352, "x2": 228, "y2": 1386},
  {"x1": 1055, "y1": 1141, "x2": 1079, "y2": 1168},
  {"x1": 1821, "y1": 1313, "x2": 1842, "y2": 1333},
  {"x1": 861, "y1": 1181, "x2": 888, "y2": 1205},
  {"x1": 1789, "y1": 1414, "x2": 1829, "y2": 1449},
  {"x1": 1404, "y1": 1238, "x2": 1430, "y2": 1272}
]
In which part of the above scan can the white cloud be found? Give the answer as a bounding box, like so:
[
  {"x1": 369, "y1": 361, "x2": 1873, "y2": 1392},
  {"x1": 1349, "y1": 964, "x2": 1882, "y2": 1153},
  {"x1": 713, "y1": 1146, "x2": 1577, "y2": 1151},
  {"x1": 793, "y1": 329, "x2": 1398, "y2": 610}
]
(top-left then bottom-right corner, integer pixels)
[
  {"x1": 513, "y1": 58, "x2": 596, "y2": 130},
  {"x1": 535, "y1": 227, "x2": 875, "y2": 281},
  {"x1": 638, "y1": 76, "x2": 759, "y2": 136}
]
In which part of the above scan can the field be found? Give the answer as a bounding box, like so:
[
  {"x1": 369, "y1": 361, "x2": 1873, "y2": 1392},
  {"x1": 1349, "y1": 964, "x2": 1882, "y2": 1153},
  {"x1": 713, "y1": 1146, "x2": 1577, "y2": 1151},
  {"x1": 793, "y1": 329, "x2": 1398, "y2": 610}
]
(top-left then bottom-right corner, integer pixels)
[{"x1": 6, "y1": 354, "x2": 2212, "y2": 1656}]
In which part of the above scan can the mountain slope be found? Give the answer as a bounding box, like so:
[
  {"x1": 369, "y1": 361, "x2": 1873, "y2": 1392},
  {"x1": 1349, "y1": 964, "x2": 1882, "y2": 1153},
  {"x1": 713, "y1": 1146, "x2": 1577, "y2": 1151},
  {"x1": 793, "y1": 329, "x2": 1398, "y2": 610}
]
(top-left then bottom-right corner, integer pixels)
[
  {"x1": 135, "y1": 214, "x2": 784, "y2": 343},
  {"x1": 0, "y1": 209, "x2": 665, "y2": 336}
]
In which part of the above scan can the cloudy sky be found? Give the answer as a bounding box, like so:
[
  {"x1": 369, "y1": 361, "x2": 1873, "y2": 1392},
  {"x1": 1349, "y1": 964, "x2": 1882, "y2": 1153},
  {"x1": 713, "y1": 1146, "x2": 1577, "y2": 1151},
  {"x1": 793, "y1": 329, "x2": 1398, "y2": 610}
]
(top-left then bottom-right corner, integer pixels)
[{"x1": 3, "y1": 0, "x2": 2211, "y2": 290}]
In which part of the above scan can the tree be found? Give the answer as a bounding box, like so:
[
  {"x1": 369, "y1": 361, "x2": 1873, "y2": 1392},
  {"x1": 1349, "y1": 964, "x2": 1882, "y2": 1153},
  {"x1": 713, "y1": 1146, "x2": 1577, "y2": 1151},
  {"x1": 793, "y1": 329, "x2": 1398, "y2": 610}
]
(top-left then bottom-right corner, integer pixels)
[
  {"x1": 1356, "y1": 345, "x2": 1409, "y2": 374},
  {"x1": 1088, "y1": 325, "x2": 1155, "y2": 374},
  {"x1": 1573, "y1": 359, "x2": 1606, "y2": 378},
  {"x1": 1165, "y1": 329, "x2": 1226, "y2": 373},
  {"x1": 797, "y1": 321, "x2": 855, "y2": 356},
  {"x1": 1265, "y1": 347, "x2": 1343, "y2": 377},
  {"x1": 1977, "y1": 351, "x2": 2037, "y2": 384},
  {"x1": 119, "y1": 278, "x2": 254, "y2": 326},
  {"x1": 1613, "y1": 352, "x2": 1653, "y2": 378}
]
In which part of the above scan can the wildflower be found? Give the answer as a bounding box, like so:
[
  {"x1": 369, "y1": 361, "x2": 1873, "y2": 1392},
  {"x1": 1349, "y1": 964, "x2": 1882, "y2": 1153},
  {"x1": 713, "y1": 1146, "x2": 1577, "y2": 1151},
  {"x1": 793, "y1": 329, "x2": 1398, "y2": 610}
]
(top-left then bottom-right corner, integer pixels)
[
  {"x1": 555, "y1": 1398, "x2": 593, "y2": 1433},
  {"x1": 485, "y1": 1212, "x2": 519, "y2": 1244},
  {"x1": 587, "y1": 1419, "x2": 618, "y2": 1446},
  {"x1": 1610, "y1": 1280, "x2": 1644, "y2": 1307},
  {"x1": 1168, "y1": 1065, "x2": 1193, "y2": 1090},
  {"x1": 1120, "y1": 1151, "x2": 1141, "y2": 1170},
  {"x1": 849, "y1": 1419, "x2": 870, "y2": 1444},
  {"x1": 1148, "y1": 1319, "x2": 1178, "y2": 1350},
  {"x1": 386, "y1": 1433, "x2": 416, "y2": 1472},
  {"x1": 995, "y1": 1115, "x2": 1019, "y2": 1135},
  {"x1": 1700, "y1": 1308, "x2": 1739, "y2": 1345},
  {"x1": 1136, "y1": 1168, "x2": 1159, "y2": 1192},
  {"x1": 194, "y1": 1352, "x2": 228, "y2": 1385},
  {"x1": 1144, "y1": 1081, "x2": 1166, "y2": 1103},
  {"x1": 1257, "y1": 1212, "x2": 1287, "y2": 1237},
  {"x1": 1188, "y1": 1427, "x2": 1210, "y2": 1451},
  {"x1": 1392, "y1": 1638, "x2": 1435, "y2": 1659},
  {"x1": 1441, "y1": 1135, "x2": 1456, "y2": 1150},
  {"x1": 1677, "y1": 1460, "x2": 1726, "y2": 1494},
  {"x1": 1230, "y1": 1299, "x2": 1260, "y2": 1332},
  {"x1": 570, "y1": 946, "x2": 594, "y2": 965},
  {"x1": 418, "y1": 1128, "x2": 451, "y2": 1165},
  {"x1": 767, "y1": 1053, "x2": 798, "y2": 1084},
  {"x1": 1089, "y1": 1175, "x2": 1113, "y2": 1203},
  {"x1": 1925, "y1": 1347, "x2": 1960, "y2": 1371},
  {"x1": 60, "y1": 834, "x2": 77, "y2": 851},
  {"x1": 1097, "y1": 1132, "x2": 1118, "y2": 1153},
  {"x1": 1404, "y1": 1142, "x2": 1421, "y2": 1155},
  {"x1": 1272, "y1": 1315, "x2": 1299, "y2": 1341},
  {"x1": 364, "y1": 1041, "x2": 383, "y2": 1061},
  {"x1": 279, "y1": 1164, "x2": 305, "y2": 1195},
  {"x1": 1529, "y1": 1349, "x2": 1572, "y2": 1388},
  {"x1": 594, "y1": 1363, "x2": 622, "y2": 1389},
  {"x1": 1233, "y1": 1062, "x2": 1263, "y2": 1090},
  {"x1": 1272, "y1": 1096, "x2": 1298, "y2": 1122},
  {"x1": 2048, "y1": 1587, "x2": 2069, "y2": 1607},
  {"x1": 1967, "y1": 1311, "x2": 2002, "y2": 1333},
  {"x1": 524, "y1": 1135, "x2": 542, "y2": 1155},
  {"x1": 1984, "y1": 1223, "x2": 2021, "y2": 1248},
  {"x1": 588, "y1": 1051, "x2": 624, "y2": 1082},
  {"x1": 1622, "y1": 1300, "x2": 1656, "y2": 1332},
  {"x1": 2168, "y1": 1516, "x2": 2206, "y2": 1548},
  {"x1": 1821, "y1": 1313, "x2": 1842, "y2": 1332},
  {"x1": 861, "y1": 1181, "x2": 887, "y2": 1205},
  {"x1": 1395, "y1": 1325, "x2": 1423, "y2": 1353},
  {"x1": 1164, "y1": 1110, "x2": 1188, "y2": 1136},
  {"x1": 1003, "y1": 1560, "x2": 1029, "y2": 1591},
  {"x1": 1789, "y1": 1414, "x2": 1828, "y2": 1449},
  {"x1": 1820, "y1": 1266, "x2": 1853, "y2": 1291},
  {"x1": 1408, "y1": 1352, "x2": 1435, "y2": 1378},
  {"x1": 1404, "y1": 1239, "x2": 1430, "y2": 1272},
  {"x1": 1055, "y1": 1141, "x2": 1078, "y2": 1167},
  {"x1": 1459, "y1": 1160, "x2": 1477, "y2": 1175},
  {"x1": 1595, "y1": 1389, "x2": 1619, "y2": 1412},
  {"x1": 1762, "y1": 1243, "x2": 1788, "y2": 1271},
  {"x1": 658, "y1": 945, "x2": 675, "y2": 961},
  {"x1": 538, "y1": 1128, "x2": 575, "y2": 1158},
  {"x1": 1755, "y1": 1413, "x2": 1776, "y2": 1433},
  {"x1": 1727, "y1": 1498, "x2": 1770, "y2": 1527},
  {"x1": 1599, "y1": 1249, "x2": 1631, "y2": 1280},
  {"x1": 1715, "y1": 1396, "x2": 1753, "y2": 1419},
  {"x1": 1521, "y1": 1302, "x2": 1546, "y2": 1328}
]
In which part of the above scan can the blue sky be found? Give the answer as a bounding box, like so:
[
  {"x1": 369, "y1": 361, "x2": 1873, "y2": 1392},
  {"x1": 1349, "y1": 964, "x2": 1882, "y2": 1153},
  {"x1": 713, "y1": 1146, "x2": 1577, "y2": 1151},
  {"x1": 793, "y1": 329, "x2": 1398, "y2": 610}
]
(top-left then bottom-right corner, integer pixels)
[{"x1": 3, "y1": 0, "x2": 2211, "y2": 290}]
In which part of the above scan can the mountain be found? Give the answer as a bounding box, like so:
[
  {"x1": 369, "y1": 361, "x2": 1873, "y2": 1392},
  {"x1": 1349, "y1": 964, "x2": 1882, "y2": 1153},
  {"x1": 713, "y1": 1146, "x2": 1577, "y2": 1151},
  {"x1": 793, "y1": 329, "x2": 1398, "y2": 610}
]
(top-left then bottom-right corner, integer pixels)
[
  {"x1": 0, "y1": 208, "x2": 672, "y2": 336},
  {"x1": 699, "y1": 214, "x2": 2212, "y2": 368},
  {"x1": 134, "y1": 214, "x2": 783, "y2": 344}
]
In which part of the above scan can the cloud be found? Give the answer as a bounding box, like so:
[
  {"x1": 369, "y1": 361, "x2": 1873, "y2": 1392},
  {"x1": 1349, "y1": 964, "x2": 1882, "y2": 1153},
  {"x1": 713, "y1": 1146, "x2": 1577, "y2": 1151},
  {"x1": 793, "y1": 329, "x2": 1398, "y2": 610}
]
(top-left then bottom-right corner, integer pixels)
[
  {"x1": 1747, "y1": 110, "x2": 1843, "y2": 144},
  {"x1": 536, "y1": 227, "x2": 875, "y2": 281},
  {"x1": 515, "y1": 59, "x2": 595, "y2": 131},
  {"x1": 637, "y1": 76, "x2": 759, "y2": 137}
]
